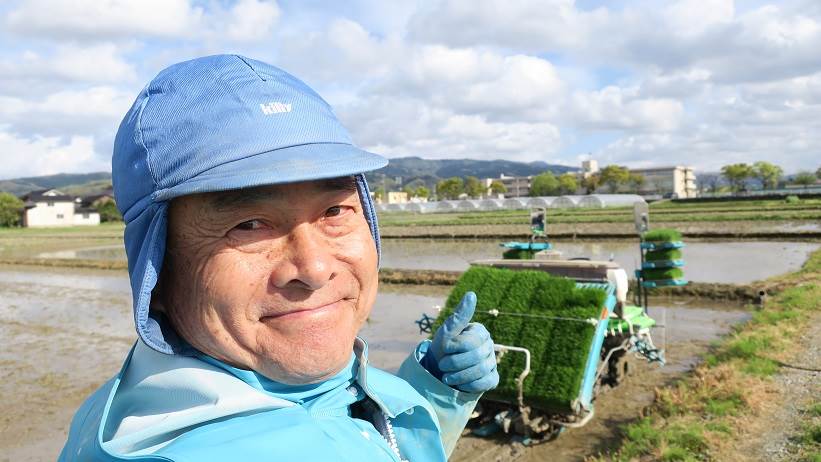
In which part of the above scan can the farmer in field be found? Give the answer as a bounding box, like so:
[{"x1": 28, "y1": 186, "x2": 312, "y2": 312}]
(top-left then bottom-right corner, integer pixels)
[{"x1": 58, "y1": 55, "x2": 498, "y2": 461}]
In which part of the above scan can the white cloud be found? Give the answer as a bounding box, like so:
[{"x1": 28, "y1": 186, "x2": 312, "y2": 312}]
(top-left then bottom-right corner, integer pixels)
[
  {"x1": 278, "y1": 18, "x2": 404, "y2": 83},
  {"x1": 339, "y1": 93, "x2": 562, "y2": 162},
  {"x1": 0, "y1": 86, "x2": 134, "y2": 137},
  {"x1": 569, "y1": 86, "x2": 684, "y2": 131},
  {"x1": 662, "y1": 0, "x2": 734, "y2": 36},
  {"x1": 0, "y1": 1, "x2": 820, "y2": 178},
  {"x1": 0, "y1": 44, "x2": 137, "y2": 92},
  {"x1": 213, "y1": 0, "x2": 280, "y2": 42},
  {"x1": 4, "y1": 0, "x2": 280, "y2": 43},
  {"x1": 407, "y1": 0, "x2": 821, "y2": 83},
  {"x1": 0, "y1": 132, "x2": 105, "y2": 179},
  {"x1": 407, "y1": 0, "x2": 588, "y2": 51},
  {"x1": 4, "y1": 0, "x2": 204, "y2": 40}
]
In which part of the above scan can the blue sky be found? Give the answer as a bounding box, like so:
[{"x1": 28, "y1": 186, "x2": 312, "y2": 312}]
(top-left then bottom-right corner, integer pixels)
[{"x1": 0, "y1": 0, "x2": 819, "y2": 179}]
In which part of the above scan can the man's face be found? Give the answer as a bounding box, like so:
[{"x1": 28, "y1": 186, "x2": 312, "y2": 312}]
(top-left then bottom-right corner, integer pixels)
[{"x1": 158, "y1": 177, "x2": 378, "y2": 384}]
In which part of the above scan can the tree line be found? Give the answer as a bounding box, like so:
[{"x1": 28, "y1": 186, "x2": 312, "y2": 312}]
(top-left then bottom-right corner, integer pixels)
[{"x1": 719, "y1": 162, "x2": 820, "y2": 193}]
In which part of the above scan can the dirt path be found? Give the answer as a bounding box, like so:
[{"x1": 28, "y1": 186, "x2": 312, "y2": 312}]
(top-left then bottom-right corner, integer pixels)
[
  {"x1": 732, "y1": 312, "x2": 821, "y2": 461},
  {"x1": 450, "y1": 341, "x2": 711, "y2": 461}
]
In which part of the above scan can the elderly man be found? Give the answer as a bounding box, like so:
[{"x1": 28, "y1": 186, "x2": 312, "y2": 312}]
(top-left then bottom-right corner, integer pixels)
[{"x1": 59, "y1": 55, "x2": 498, "y2": 461}]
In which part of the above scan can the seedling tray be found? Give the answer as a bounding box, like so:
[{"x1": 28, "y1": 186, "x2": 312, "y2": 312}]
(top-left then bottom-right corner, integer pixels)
[{"x1": 433, "y1": 266, "x2": 615, "y2": 414}]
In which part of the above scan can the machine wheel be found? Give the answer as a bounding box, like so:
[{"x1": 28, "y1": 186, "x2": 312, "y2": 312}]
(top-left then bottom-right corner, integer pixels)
[
  {"x1": 600, "y1": 335, "x2": 631, "y2": 389},
  {"x1": 608, "y1": 352, "x2": 631, "y2": 386}
]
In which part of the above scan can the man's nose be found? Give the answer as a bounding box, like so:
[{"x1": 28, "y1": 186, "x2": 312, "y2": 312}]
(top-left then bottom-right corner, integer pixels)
[{"x1": 269, "y1": 224, "x2": 336, "y2": 291}]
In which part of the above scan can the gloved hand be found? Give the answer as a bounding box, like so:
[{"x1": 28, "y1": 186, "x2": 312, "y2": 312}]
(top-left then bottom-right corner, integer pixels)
[{"x1": 421, "y1": 291, "x2": 499, "y2": 393}]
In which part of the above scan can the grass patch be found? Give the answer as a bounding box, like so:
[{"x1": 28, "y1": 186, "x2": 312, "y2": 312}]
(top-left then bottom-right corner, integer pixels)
[
  {"x1": 704, "y1": 421, "x2": 732, "y2": 434},
  {"x1": 740, "y1": 356, "x2": 779, "y2": 376},
  {"x1": 803, "y1": 452, "x2": 821, "y2": 462},
  {"x1": 704, "y1": 393, "x2": 745, "y2": 417},
  {"x1": 751, "y1": 307, "x2": 800, "y2": 325},
  {"x1": 802, "y1": 424, "x2": 821, "y2": 445},
  {"x1": 434, "y1": 266, "x2": 607, "y2": 412},
  {"x1": 609, "y1": 418, "x2": 709, "y2": 462}
]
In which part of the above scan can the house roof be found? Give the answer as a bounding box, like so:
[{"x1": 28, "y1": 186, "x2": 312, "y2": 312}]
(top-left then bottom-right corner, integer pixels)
[
  {"x1": 20, "y1": 189, "x2": 75, "y2": 203},
  {"x1": 80, "y1": 193, "x2": 115, "y2": 207}
]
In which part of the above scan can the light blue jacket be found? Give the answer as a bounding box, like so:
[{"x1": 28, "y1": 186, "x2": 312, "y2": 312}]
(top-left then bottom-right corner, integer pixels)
[{"x1": 58, "y1": 338, "x2": 480, "y2": 461}]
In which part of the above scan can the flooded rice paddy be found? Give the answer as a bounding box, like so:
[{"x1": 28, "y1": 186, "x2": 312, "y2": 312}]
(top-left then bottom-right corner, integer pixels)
[
  {"x1": 1, "y1": 238, "x2": 817, "y2": 285},
  {"x1": 0, "y1": 228, "x2": 810, "y2": 460},
  {"x1": 381, "y1": 239, "x2": 818, "y2": 284},
  {"x1": 1, "y1": 265, "x2": 752, "y2": 461}
]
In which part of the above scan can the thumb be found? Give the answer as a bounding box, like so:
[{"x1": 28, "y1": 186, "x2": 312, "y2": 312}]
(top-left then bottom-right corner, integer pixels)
[{"x1": 442, "y1": 291, "x2": 476, "y2": 339}]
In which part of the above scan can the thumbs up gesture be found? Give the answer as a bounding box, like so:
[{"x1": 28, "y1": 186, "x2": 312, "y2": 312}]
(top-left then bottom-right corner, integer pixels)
[{"x1": 421, "y1": 292, "x2": 499, "y2": 393}]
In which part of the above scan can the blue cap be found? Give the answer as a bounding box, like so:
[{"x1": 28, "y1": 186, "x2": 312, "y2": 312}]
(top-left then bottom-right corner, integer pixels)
[{"x1": 113, "y1": 54, "x2": 387, "y2": 355}]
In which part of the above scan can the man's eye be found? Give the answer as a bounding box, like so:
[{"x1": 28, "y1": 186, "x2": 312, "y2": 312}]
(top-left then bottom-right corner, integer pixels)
[
  {"x1": 325, "y1": 206, "x2": 344, "y2": 218},
  {"x1": 234, "y1": 219, "x2": 264, "y2": 231}
]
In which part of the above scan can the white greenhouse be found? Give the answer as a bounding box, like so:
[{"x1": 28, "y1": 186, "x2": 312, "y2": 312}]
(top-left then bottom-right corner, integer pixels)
[
  {"x1": 526, "y1": 197, "x2": 557, "y2": 208},
  {"x1": 455, "y1": 200, "x2": 480, "y2": 211},
  {"x1": 577, "y1": 194, "x2": 646, "y2": 209},
  {"x1": 404, "y1": 202, "x2": 430, "y2": 213},
  {"x1": 434, "y1": 201, "x2": 458, "y2": 212},
  {"x1": 501, "y1": 198, "x2": 529, "y2": 210},
  {"x1": 477, "y1": 199, "x2": 504, "y2": 210},
  {"x1": 383, "y1": 203, "x2": 406, "y2": 212},
  {"x1": 550, "y1": 195, "x2": 584, "y2": 208}
]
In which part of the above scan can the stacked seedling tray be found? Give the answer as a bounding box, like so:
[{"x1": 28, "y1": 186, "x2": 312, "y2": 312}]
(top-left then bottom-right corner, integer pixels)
[
  {"x1": 432, "y1": 266, "x2": 615, "y2": 414},
  {"x1": 638, "y1": 229, "x2": 687, "y2": 288}
]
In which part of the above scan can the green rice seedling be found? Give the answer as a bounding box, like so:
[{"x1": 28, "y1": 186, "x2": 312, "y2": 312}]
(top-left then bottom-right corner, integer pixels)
[
  {"x1": 643, "y1": 228, "x2": 683, "y2": 242},
  {"x1": 434, "y1": 266, "x2": 608, "y2": 412},
  {"x1": 645, "y1": 249, "x2": 683, "y2": 261},
  {"x1": 642, "y1": 268, "x2": 685, "y2": 280}
]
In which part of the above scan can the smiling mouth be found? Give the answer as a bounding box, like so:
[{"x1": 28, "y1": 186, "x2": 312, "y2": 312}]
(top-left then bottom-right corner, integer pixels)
[{"x1": 260, "y1": 299, "x2": 348, "y2": 320}]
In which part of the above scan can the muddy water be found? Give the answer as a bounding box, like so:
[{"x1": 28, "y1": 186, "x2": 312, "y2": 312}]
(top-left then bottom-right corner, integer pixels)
[
  {"x1": 0, "y1": 266, "x2": 749, "y2": 461},
  {"x1": 0, "y1": 269, "x2": 441, "y2": 460},
  {"x1": 380, "y1": 239, "x2": 819, "y2": 284},
  {"x1": 0, "y1": 266, "x2": 134, "y2": 462},
  {"x1": 6, "y1": 238, "x2": 817, "y2": 285}
]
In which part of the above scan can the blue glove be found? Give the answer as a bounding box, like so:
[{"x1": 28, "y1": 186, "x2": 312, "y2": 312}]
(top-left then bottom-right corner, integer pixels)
[{"x1": 421, "y1": 291, "x2": 499, "y2": 393}]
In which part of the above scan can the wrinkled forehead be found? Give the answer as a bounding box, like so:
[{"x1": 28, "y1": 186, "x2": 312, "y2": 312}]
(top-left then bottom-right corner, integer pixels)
[{"x1": 201, "y1": 176, "x2": 358, "y2": 212}]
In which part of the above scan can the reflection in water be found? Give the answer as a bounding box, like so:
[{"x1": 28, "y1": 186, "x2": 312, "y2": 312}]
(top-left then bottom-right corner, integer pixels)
[
  {"x1": 37, "y1": 244, "x2": 126, "y2": 261},
  {"x1": 17, "y1": 238, "x2": 820, "y2": 285},
  {"x1": 380, "y1": 239, "x2": 819, "y2": 284}
]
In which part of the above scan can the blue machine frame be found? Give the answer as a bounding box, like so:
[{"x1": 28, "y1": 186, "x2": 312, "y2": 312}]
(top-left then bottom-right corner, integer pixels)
[{"x1": 575, "y1": 282, "x2": 617, "y2": 411}]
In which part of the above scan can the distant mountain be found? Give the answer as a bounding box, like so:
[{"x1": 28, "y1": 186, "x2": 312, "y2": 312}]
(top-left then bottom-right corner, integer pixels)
[
  {"x1": 365, "y1": 156, "x2": 576, "y2": 189},
  {"x1": 0, "y1": 172, "x2": 112, "y2": 197},
  {"x1": 1, "y1": 157, "x2": 576, "y2": 197}
]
